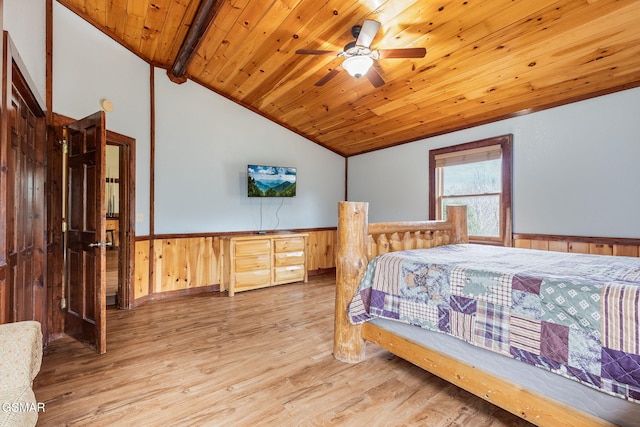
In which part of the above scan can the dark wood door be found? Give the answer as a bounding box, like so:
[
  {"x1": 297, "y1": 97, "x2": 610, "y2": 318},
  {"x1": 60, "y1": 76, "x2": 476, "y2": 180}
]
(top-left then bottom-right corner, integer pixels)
[
  {"x1": 64, "y1": 111, "x2": 107, "y2": 354},
  {"x1": 6, "y1": 84, "x2": 46, "y2": 324}
]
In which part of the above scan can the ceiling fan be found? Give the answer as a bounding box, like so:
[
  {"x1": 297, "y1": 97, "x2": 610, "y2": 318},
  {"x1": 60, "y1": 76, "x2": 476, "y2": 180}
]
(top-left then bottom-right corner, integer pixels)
[{"x1": 295, "y1": 19, "x2": 426, "y2": 88}]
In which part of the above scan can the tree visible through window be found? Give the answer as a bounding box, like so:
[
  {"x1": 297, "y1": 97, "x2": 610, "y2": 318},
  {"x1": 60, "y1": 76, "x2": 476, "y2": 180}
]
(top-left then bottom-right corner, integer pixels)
[{"x1": 429, "y1": 135, "x2": 512, "y2": 246}]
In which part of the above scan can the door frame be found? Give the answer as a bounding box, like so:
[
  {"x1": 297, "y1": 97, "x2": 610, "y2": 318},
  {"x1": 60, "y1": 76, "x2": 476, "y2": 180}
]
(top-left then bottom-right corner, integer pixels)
[
  {"x1": 106, "y1": 131, "x2": 135, "y2": 309},
  {"x1": 51, "y1": 114, "x2": 136, "y2": 314}
]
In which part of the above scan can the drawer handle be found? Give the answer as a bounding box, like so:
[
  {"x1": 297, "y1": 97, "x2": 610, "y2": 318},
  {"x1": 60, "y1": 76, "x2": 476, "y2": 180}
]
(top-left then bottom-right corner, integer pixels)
[{"x1": 282, "y1": 251, "x2": 303, "y2": 257}]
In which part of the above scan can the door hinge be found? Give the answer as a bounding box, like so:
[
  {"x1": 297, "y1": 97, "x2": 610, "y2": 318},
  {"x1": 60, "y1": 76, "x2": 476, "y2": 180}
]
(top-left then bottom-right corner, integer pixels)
[
  {"x1": 60, "y1": 298, "x2": 67, "y2": 309},
  {"x1": 62, "y1": 220, "x2": 67, "y2": 232}
]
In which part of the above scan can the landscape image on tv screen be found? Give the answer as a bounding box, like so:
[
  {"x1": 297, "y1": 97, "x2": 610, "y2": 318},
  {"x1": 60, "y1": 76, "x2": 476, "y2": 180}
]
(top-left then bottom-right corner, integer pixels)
[{"x1": 248, "y1": 165, "x2": 297, "y2": 197}]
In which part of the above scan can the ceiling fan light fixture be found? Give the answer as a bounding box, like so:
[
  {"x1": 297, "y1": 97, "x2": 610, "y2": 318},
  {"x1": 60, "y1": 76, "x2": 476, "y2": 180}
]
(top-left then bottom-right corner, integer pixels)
[{"x1": 342, "y1": 55, "x2": 373, "y2": 78}]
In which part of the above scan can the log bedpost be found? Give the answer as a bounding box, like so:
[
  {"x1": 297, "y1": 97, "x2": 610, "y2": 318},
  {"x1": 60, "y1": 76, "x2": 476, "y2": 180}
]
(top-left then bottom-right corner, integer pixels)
[
  {"x1": 334, "y1": 201, "x2": 368, "y2": 363},
  {"x1": 447, "y1": 205, "x2": 469, "y2": 244}
]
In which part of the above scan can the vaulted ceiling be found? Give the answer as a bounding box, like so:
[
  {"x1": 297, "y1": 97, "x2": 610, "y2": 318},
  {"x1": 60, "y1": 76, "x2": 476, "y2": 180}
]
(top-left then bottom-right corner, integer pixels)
[{"x1": 57, "y1": 0, "x2": 640, "y2": 157}]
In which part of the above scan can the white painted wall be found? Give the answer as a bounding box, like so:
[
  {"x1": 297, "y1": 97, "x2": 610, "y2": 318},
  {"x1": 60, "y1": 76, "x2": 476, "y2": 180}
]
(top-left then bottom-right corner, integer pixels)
[
  {"x1": 3, "y1": 0, "x2": 46, "y2": 101},
  {"x1": 7, "y1": 3, "x2": 344, "y2": 237},
  {"x1": 154, "y1": 71, "x2": 345, "y2": 233},
  {"x1": 348, "y1": 87, "x2": 640, "y2": 238},
  {"x1": 52, "y1": 3, "x2": 151, "y2": 235}
]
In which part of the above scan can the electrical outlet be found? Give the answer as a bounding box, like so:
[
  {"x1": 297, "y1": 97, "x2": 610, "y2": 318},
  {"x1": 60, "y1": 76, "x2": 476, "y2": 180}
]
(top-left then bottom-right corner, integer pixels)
[{"x1": 136, "y1": 213, "x2": 144, "y2": 222}]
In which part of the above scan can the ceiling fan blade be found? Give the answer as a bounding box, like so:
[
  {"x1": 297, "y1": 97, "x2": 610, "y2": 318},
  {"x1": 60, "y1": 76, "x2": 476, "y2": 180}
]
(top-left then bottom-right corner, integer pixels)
[
  {"x1": 356, "y1": 20, "x2": 381, "y2": 48},
  {"x1": 378, "y1": 47, "x2": 427, "y2": 59},
  {"x1": 295, "y1": 49, "x2": 337, "y2": 56},
  {"x1": 315, "y1": 69, "x2": 340, "y2": 86},
  {"x1": 365, "y1": 67, "x2": 385, "y2": 88}
]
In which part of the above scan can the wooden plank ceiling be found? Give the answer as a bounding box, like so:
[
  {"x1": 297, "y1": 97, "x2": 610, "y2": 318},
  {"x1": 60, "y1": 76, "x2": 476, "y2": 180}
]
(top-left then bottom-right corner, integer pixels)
[{"x1": 58, "y1": 0, "x2": 640, "y2": 157}]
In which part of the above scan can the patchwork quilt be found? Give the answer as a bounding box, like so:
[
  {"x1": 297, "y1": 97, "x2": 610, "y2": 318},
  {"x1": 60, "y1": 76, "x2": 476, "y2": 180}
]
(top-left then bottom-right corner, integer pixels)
[{"x1": 348, "y1": 244, "x2": 640, "y2": 402}]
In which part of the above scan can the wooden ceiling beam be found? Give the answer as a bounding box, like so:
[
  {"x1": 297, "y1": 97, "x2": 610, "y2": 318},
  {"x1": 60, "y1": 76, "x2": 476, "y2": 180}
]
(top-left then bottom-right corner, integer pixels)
[{"x1": 167, "y1": 0, "x2": 223, "y2": 84}]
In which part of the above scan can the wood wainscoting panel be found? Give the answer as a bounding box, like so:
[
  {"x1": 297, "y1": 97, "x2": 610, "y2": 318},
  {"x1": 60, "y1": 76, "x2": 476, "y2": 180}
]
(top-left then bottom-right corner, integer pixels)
[
  {"x1": 306, "y1": 229, "x2": 336, "y2": 272},
  {"x1": 152, "y1": 237, "x2": 219, "y2": 294},
  {"x1": 133, "y1": 230, "x2": 336, "y2": 304},
  {"x1": 133, "y1": 231, "x2": 638, "y2": 305},
  {"x1": 513, "y1": 239, "x2": 530, "y2": 249},
  {"x1": 134, "y1": 240, "x2": 150, "y2": 300},
  {"x1": 530, "y1": 240, "x2": 549, "y2": 251},
  {"x1": 548, "y1": 241, "x2": 568, "y2": 253},
  {"x1": 514, "y1": 234, "x2": 640, "y2": 258},
  {"x1": 614, "y1": 245, "x2": 640, "y2": 257},
  {"x1": 589, "y1": 244, "x2": 613, "y2": 256},
  {"x1": 568, "y1": 242, "x2": 590, "y2": 254}
]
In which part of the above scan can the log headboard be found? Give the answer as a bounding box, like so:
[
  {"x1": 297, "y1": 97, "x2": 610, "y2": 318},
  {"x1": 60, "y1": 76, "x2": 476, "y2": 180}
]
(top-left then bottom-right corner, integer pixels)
[{"x1": 334, "y1": 202, "x2": 468, "y2": 363}]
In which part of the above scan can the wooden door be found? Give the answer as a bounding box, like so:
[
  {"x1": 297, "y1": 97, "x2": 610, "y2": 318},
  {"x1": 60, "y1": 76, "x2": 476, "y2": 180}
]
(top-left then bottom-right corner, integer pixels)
[
  {"x1": 6, "y1": 82, "x2": 46, "y2": 324},
  {"x1": 64, "y1": 111, "x2": 107, "y2": 353}
]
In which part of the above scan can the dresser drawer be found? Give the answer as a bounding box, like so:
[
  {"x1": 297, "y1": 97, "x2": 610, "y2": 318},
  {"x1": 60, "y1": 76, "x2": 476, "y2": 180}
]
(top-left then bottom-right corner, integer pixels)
[
  {"x1": 234, "y1": 239, "x2": 271, "y2": 256},
  {"x1": 274, "y1": 251, "x2": 305, "y2": 267},
  {"x1": 274, "y1": 237, "x2": 305, "y2": 253},
  {"x1": 234, "y1": 270, "x2": 271, "y2": 289},
  {"x1": 274, "y1": 265, "x2": 305, "y2": 283},
  {"x1": 235, "y1": 255, "x2": 270, "y2": 272}
]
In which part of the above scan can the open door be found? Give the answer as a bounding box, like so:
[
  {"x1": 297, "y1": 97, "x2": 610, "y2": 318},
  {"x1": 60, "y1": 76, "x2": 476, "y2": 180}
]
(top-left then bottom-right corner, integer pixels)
[{"x1": 63, "y1": 111, "x2": 107, "y2": 354}]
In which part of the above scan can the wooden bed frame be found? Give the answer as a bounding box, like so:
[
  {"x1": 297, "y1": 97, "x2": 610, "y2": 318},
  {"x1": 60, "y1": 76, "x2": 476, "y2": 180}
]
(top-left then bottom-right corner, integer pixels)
[{"x1": 333, "y1": 201, "x2": 613, "y2": 427}]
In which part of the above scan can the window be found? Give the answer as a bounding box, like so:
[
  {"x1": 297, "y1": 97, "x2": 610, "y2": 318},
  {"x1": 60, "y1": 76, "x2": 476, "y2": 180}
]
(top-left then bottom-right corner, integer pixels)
[{"x1": 429, "y1": 135, "x2": 512, "y2": 246}]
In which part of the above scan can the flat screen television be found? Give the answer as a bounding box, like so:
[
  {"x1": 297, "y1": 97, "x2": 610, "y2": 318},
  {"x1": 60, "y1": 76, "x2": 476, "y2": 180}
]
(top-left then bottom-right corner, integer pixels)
[{"x1": 247, "y1": 164, "x2": 297, "y2": 197}]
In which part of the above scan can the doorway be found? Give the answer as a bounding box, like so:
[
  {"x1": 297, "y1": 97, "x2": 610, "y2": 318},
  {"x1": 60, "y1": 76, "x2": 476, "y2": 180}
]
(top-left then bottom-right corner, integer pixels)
[
  {"x1": 105, "y1": 131, "x2": 135, "y2": 310},
  {"x1": 56, "y1": 111, "x2": 136, "y2": 353}
]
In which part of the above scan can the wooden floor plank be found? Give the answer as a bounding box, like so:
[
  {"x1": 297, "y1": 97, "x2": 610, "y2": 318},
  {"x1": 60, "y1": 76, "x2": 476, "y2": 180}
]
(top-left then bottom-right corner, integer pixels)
[{"x1": 33, "y1": 273, "x2": 533, "y2": 426}]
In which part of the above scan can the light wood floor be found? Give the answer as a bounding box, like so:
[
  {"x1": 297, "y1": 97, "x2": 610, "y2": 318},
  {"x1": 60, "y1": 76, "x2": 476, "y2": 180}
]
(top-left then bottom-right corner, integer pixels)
[{"x1": 34, "y1": 273, "x2": 533, "y2": 426}]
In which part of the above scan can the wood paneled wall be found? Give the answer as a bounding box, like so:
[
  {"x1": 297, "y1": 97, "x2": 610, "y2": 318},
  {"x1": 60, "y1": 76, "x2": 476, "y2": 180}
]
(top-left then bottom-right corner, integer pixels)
[
  {"x1": 133, "y1": 230, "x2": 639, "y2": 303},
  {"x1": 514, "y1": 234, "x2": 640, "y2": 257},
  {"x1": 152, "y1": 237, "x2": 218, "y2": 294},
  {"x1": 133, "y1": 229, "x2": 337, "y2": 302},
  {"x1": 134, "y1": 240, "x2": 150, "y2": 299},
  {"x1": 304, "y1": 230, "x2": 336, "y2": 271}
]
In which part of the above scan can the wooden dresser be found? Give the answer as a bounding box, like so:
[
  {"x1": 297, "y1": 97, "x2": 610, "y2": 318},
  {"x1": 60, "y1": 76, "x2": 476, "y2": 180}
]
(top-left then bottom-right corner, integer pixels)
[
  {"x1": 106, "y1": 217, "x2": 119, "y2": 248},
  {"x1": 220, "y1": 233, "x2": 308, "y2": 296}
]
